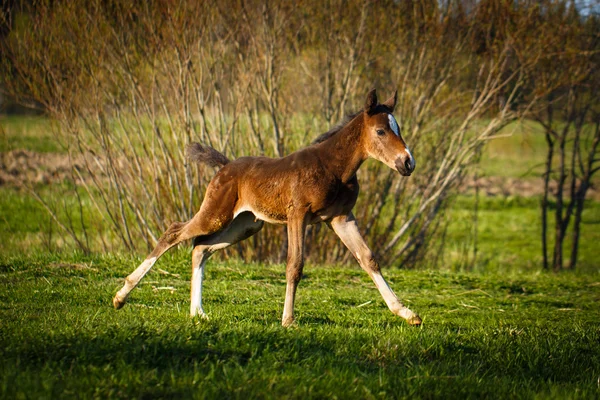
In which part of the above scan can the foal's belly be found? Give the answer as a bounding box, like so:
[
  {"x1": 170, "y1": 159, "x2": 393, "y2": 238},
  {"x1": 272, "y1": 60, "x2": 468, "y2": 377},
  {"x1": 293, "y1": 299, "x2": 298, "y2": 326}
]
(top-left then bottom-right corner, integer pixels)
[
  {"x1": 233, "y1": 204, "x2": 287, "y2": 225},
  {"x1": 233, "y1": 202, "x2": 348, "y2": 226}
]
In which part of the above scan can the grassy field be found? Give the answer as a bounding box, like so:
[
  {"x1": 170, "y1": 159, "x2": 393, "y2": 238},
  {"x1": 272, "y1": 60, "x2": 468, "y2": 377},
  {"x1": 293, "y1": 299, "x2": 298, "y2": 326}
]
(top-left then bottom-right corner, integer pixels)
[
  {"x1": 1, "y1": 116, "x2": 600, "y2": 398},
  {"x1": 0, "y1": 115, "x2": 62, "y2": 153},
  {"x1": 1, "y1": 252, "x2": 599, "y2": 399},
  {"x1": 446, "y1": 196, "x2": 600, "y2": 274},
  {"x1": 479, "y1": 120, "x2": 548, "y2": 179}
]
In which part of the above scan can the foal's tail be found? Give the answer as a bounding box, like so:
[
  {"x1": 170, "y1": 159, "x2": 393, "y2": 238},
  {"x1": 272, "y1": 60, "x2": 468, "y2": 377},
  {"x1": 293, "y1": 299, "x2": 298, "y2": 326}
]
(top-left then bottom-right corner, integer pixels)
[{"x1": 186, "y1": 142, "x2": 230, "y2": 168}]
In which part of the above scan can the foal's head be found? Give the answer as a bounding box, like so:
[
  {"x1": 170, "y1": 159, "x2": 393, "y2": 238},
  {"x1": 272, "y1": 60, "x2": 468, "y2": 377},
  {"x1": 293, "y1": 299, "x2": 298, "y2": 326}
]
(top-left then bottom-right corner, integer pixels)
[{"x1": 361, "y1": 89, "x2": 415, "y2": 176}]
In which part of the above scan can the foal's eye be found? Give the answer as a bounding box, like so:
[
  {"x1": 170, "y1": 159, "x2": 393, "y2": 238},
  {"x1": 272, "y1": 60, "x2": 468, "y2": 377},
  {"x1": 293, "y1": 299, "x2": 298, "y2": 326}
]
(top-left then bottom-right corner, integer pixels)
[{"x1": 376, "y1": 129, "x2": 385, "y2": 136}]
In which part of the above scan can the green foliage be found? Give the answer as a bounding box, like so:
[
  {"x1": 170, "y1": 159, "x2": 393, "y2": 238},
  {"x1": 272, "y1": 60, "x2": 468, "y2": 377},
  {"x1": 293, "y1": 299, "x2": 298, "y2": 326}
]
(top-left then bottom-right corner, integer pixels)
[{"x1": 1, "y1": 252, "x2": 599, "y2": 399}]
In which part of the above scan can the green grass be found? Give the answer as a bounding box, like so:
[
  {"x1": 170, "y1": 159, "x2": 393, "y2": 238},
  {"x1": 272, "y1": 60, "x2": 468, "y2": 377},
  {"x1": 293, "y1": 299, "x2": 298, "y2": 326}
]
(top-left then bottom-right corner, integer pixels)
[
  {"x1": 0, "y1": 115, "x2": 63, "y2": 153},
  {"x1": 0, "y1": 185, "x2": 106, "y2": 255},
  {"x1": 1, "y1": 251, "x2": 599, "y2": 399},
  {"x1": 479, "y1": 120, "x2": 548, "y2": 178},
  {"x1": 446, "y1": 196, "x2": 600, "y2": 274}
]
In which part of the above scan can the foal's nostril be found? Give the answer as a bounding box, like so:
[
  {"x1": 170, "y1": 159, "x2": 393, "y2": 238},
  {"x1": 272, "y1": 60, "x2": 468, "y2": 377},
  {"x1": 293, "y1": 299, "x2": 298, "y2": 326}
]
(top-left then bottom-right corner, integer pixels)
[{"x1": 405, "y1": 159, "x2": 412, "y2": 172}]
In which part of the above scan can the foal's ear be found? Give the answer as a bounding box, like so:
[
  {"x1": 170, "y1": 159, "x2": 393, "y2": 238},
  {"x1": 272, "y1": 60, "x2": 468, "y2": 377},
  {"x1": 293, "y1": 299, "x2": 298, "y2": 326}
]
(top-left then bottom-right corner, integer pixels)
[
  {"x1": 382, "y1": 90, "x2": 398, "y2": 112},
  {"x1": 365, "y1": 89, "x2": 378, "y2": 114}
]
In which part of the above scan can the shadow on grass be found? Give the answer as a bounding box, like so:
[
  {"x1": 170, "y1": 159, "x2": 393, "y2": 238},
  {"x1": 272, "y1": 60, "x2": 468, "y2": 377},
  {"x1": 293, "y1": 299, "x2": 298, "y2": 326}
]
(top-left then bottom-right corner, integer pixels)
[{"x1": 3, "y1": 313, "x2": 599, "y2": 399}]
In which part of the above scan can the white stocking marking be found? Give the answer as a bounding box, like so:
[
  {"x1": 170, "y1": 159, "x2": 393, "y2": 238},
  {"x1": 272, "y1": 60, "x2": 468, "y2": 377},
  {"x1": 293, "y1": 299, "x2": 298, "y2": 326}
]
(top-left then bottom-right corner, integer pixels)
[
  {"x1": 116, "y1": 256, "x2": 157, "y2": 301},
  {"x1": 372, "y1": 272, "x2": 414, "y2": 319},
  {"x1": 190, "y1": 257, "x2": 208, "y2": 317}
]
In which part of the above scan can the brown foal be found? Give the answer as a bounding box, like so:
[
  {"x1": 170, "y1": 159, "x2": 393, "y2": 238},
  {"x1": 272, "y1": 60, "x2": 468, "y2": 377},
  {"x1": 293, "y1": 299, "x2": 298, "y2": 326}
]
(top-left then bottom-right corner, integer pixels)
[{"x1": 113, "y1": 89, "x2": 421, "y2": 326}]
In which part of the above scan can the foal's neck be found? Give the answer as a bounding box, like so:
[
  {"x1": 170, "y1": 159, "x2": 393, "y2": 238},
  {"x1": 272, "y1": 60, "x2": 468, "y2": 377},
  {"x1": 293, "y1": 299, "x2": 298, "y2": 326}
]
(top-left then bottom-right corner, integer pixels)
[{"x1": 317, "y1": 115, "x2": 366, "y2": 183}]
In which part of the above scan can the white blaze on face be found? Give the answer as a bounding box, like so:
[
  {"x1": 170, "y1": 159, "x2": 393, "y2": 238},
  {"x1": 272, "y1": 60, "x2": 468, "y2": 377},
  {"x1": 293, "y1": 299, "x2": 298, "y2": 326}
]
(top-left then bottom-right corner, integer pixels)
[
  {"x1": 388, "y1": 113, "x2": 415, "y2": 170},
  {"x1": 388, "y1": 114, "x2": 400, "y2": 137},
  {"x1": 405, "y1": 146, "x2": 416, "y2": 170}
]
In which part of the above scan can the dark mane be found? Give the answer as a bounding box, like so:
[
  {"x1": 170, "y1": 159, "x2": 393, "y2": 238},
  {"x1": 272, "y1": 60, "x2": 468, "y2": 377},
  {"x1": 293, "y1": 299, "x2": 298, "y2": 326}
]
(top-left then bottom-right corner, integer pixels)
[{"x1": 311, "y1": 110, "x2": 361, "y2": 144}]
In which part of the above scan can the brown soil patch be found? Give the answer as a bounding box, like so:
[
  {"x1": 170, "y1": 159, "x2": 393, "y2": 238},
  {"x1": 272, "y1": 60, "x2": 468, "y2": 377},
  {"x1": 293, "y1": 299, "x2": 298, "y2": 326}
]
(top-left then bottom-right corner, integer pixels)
[
  {"x1": 461, "y1": 176, "x2": 600, "y2": 201},
  {"x1": 0, "y1": 149, "x2": 87, "y2": 186}
]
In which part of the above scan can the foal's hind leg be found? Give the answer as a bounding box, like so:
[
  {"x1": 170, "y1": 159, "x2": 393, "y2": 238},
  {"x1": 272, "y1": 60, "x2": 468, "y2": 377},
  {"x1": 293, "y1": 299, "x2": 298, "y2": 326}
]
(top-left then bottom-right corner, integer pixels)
[
  {"x1": 113, "y1": 179, "x2": 238, "y2": 310},
  {"x1": 190, "y1": 211, "x2": 264, "y2": 317},
  {"x1": 113, "y1": 221, "x2": 191, "y2": 309}
]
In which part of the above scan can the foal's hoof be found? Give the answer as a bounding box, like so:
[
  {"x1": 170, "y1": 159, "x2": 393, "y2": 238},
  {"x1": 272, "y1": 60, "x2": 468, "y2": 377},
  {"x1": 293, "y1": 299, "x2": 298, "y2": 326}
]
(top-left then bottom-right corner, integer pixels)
[
  {"x1": 281, "y1": 317, "x2": 295, "y2": 328},
  {"x1": 407, "y1": 315, "x2": 422, "y2": 326},
  {"x1": 190, "y1": 307, "x2": 210, "y2": 320},
  {"x1": 112, "y1": 295, "x2": 126, "y2": 310},
  {"x1": 192, "y1": 313, "x2": 209, "y2": 320}
]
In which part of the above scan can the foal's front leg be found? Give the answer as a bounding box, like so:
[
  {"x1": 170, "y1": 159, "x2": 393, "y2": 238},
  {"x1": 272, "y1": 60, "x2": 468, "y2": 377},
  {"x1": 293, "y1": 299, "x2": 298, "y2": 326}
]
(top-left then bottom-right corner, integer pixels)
[
  {"x1": 281, "y1": 212, "x2": 308, "y2": 327},
  {"x1": 329, "y1": 213, "x2": 422, "y2": 325}
]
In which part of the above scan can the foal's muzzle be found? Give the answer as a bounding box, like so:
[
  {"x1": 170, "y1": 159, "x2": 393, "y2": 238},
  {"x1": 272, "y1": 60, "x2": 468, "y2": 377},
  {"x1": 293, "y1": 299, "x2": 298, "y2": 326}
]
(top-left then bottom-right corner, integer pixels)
[{"x1": 395, "y1": 153, "x2": 415, "y2": 177}]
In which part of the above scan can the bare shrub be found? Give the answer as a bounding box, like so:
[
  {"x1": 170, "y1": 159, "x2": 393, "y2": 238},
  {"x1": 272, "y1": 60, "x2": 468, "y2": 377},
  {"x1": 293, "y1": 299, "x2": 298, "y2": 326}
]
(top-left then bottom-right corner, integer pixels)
[{"x1": 2, "y1": 1, "x2": 540, "y2": 267}]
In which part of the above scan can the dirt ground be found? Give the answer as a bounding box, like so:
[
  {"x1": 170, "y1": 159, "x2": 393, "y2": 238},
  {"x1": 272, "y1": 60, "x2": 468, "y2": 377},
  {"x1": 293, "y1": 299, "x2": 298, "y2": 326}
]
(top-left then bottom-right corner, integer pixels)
[
  {"x1": 1, "y1": 149, "x2": 598, "y2": 200},
  {"x1": 0, "y1": 150, "x2": 83, "y2": 186},
  {"x1": 461, "y1": 176, "x2": 600, "y2": 201},
  {"x1": 460, "y1": 175, "x2": 600, "y2": 201}
]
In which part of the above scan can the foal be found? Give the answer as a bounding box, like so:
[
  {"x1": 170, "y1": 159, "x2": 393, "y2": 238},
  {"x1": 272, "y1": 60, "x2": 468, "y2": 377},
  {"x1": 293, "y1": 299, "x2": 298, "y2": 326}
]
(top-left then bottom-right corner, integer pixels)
[{"x1": 113, "y1": 89, "x2": 422, "y2": 326}]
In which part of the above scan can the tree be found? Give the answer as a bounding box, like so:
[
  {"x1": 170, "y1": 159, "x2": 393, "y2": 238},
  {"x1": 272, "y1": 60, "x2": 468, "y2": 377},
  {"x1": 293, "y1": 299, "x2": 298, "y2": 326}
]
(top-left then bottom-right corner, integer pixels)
[{"x1": 514, "y1": 0, "x2": 600, "y2": 270}]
